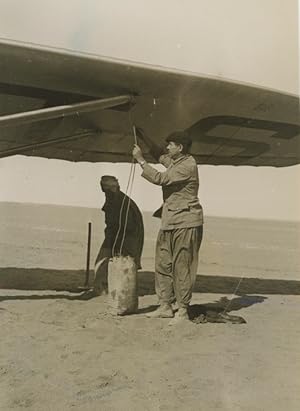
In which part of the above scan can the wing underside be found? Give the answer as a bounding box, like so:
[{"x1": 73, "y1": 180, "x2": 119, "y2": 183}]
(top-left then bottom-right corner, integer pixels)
[{"x1": 0, "y1": 39, "x2": 299, "y2": 167}]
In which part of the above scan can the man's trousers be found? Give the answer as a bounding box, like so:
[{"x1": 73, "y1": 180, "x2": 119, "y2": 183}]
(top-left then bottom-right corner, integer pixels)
[{"x1": 155, "y1": 226, "x2": 203, "y2": 308}]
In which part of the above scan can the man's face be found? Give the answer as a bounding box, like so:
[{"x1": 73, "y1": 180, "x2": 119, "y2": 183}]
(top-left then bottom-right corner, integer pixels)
[{"x1": 166, "y1": 141, "x2": 182, "y2": 159}]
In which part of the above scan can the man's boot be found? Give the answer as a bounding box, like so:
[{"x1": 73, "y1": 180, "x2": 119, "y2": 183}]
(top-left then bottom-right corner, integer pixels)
[
  {"x1": 168, "y1": 307, "x2": 189, "y2": 325},
  {"x1": 146, "y1": 304, "x2": 174, "y2": 318}
]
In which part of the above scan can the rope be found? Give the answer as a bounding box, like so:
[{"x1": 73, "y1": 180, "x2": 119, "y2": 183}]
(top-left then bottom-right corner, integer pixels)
[
  {"x1": 111, "y1": 179, "x2": 128, "y2": 257},
  {"x1": 204, "y1": 124, "x2": 246, "y2": 313},
  {"x1": 222, "y1": 277, "x2": 244, "y2": 314},
  {"x1": 111, "y1": 125, "x2": 137, "y2": 258},
  {"x1": 120, "y1": 161, "x2": 136, "y2": 254},
  {"x1": 119, "y1": 125, "x2": 138, "y2": 254},
  {"x1": 132, "y1": 124, "x2": 137, "y2": 145}
]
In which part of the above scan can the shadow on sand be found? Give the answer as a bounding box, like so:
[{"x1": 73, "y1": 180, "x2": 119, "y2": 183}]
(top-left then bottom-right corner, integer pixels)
[
  {"x1": 1, "y1": 268, "x2": 300, "y2": 296},
  {"x1": 2, "y1": 268, "x2": 297, "y2": 324},
  {"x1": 138, "y1": 271, "x2": 300, "y2": 296},
  {"x1": 0, "y1": 268, "x2": 287, "y2": 323}
]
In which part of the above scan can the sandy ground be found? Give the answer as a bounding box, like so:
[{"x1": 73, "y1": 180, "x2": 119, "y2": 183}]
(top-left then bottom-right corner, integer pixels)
[{"x1": 0, "y1": 270, "x2": 300, "y2": 411}]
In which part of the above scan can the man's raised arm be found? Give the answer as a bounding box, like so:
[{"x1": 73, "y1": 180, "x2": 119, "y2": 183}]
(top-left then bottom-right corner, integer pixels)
[{"x1": 136, "y1": 128, "x2": 171, "y2": 168}]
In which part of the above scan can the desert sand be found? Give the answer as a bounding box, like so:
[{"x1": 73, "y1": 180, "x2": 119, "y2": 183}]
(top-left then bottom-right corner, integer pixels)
[{"x1": 0, "y1": 269, "x2": 300, "y2": 411}]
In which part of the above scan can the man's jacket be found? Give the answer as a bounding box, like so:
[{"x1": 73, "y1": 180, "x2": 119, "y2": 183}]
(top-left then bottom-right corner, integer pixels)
[{"x1": 142, "y1": 154, "x2": 203, "y2": 230}]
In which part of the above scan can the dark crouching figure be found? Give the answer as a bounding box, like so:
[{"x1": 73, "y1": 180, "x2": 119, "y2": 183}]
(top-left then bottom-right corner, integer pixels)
[{"x1": 93, "y1": 175, "x2": 144, "y2": 295}]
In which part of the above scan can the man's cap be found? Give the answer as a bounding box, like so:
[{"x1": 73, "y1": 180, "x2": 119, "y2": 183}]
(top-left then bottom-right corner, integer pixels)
[{"x1": 165, "y1": 130, "x2": 192, "y2": 147}]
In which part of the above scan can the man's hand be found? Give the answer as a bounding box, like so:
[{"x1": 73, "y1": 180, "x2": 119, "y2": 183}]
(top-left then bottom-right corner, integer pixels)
[
  {"x1": 134, "y1": 126, "x2": 163, "y2": 162},
  {"x1": 132, "y1": 144, "x2": 145, "y2": 163}
]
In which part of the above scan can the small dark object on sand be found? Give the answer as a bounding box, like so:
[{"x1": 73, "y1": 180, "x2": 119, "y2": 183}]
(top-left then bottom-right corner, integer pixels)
[{"x1": 192, "y1": 310, "x2": 246, "y2": 324}]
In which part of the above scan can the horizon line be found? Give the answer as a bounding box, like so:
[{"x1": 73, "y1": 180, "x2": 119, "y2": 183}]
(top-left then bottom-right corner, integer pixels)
[{"x1": 1, "y1": 200, "x2": 299, "y2": 224}]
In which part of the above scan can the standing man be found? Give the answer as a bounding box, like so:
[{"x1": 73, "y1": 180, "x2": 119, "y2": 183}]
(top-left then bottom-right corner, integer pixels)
[
  {"x1": 132, "y1": 131, "x2": 203, "y2": 325},
  {"x1": 93, "y1": 175, "x2": 144, "y2": 296}
]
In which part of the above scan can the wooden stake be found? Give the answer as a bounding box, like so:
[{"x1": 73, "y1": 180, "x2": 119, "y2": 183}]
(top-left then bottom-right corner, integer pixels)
[{"x1": 84, "y1": 222, "x2": 92, "y2": 287}]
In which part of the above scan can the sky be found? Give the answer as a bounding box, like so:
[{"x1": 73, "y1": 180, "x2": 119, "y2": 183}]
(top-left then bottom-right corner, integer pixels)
[{"x1": 0, "y1": 0, "x2": 299, "y2": 220}]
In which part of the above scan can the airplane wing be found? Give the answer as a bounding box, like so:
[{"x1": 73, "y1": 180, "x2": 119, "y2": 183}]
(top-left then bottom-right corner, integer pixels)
[{"x1": 0, "y1": 39, "x2": 299, "y2": 167}]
